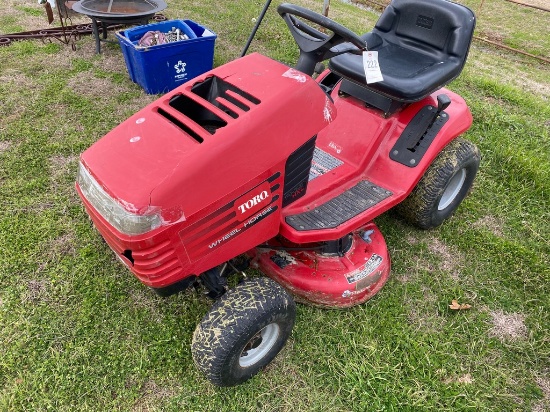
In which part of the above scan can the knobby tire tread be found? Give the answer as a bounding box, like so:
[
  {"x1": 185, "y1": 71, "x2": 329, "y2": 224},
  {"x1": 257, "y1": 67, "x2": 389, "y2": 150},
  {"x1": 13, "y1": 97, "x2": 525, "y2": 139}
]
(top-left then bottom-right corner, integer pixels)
[
  {"x1": 397, "y1": 138, "x2": 480, "y2": 229},
  {"x1": 192, "y1": 277, "x2": 295, "y2": 386}
]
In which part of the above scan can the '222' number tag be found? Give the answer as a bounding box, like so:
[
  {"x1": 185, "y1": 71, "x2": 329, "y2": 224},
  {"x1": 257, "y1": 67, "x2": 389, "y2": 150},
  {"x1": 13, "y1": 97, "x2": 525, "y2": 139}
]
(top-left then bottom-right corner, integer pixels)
[{"x1": 363, "y1": 51, "x2": 384, "y2": 84}]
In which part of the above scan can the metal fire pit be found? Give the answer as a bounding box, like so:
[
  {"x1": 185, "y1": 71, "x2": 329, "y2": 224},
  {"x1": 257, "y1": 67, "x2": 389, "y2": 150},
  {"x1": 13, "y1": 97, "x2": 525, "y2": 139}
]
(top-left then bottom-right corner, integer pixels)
[{"x1": 72, "y1": 0, "x2": 167, "y2": 53}]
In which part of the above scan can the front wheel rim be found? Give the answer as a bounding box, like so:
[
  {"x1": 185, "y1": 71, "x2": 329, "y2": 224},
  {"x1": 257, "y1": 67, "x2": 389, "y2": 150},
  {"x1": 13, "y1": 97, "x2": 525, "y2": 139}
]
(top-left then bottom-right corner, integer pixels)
[
  {"x1": 239, "y1": 323, "x2": 280, "y2": 368},
  {"x1": 438, "y1": 168, "x2": 467, "y2": 211}
]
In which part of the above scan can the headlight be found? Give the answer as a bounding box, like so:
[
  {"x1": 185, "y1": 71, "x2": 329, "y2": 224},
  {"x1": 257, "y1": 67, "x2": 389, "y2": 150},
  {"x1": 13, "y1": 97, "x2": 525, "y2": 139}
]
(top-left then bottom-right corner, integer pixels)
[{"x1": 77, "y1": 162, "x2": 162, "y2": 235}]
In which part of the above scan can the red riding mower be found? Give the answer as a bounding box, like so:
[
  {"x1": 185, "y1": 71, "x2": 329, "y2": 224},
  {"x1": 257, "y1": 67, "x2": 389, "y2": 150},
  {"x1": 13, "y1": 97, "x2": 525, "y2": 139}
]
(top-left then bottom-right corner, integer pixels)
[{"x1": 76, "y1": 0, "x2": 479, "y2": 386}]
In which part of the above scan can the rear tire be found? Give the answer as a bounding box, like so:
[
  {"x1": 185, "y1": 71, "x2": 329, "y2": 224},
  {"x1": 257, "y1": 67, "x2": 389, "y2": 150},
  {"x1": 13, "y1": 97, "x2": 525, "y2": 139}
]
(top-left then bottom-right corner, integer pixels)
[
  {"x1": 397, "y1": 138, "x2": 480, "y2": 229},
  {"x1": 191, "y1": 277, "x2": 296, "y2": 386}
]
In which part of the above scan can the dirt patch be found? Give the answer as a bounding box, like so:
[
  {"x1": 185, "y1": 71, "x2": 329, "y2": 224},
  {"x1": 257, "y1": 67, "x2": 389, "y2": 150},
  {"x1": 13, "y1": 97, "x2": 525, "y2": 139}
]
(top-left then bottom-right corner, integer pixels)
[
  {"x1": 427, "y1": 237, "x2": 463, "y2": 280},
  {"x1": 128, "y1": 289, "x2": 164, "y2": 322},
  {"x1": 260, "y1": 339, "x2": 324, "y2": 409},
  {"x1": 405, "y1": 234, "x2": 419, "y2": 245},
  {"x1": 23, "y1": 279, "x2": 50, "y2": 303},
  {"x1": 533, "y1": 373, "x2": 550, "y2": 412},
  {"x1": 131, "y1": 379, "x2": 177, "y2": 412},
  {"x1": 0, "y1": 70, "x2": 37, "y2": 90},
  {"x1": 51, "y1": 232, "x2": 76, "y2": 257},
  {"x1": 473, "y1": 215, "x2": 504, "y2": 237},
  {"x1": 488, "y1": 310, "x2": 528, "y2": 341},
  {"x1": 66, "y1": 73, "x2": 128, "y2": 100},
  {"x1": 537, "y1": 375, "x2": 550, "y2": 395},
  {"x1": 344, "y1": 0, "x2": 389, "y2": 10},
  {"x1": 479, "y1": 95, "x2": 510, "y2": 107},
  {"x1": 394, "y1": 271, "x2": 412, "y2": 283},
  {"x1": 35, "y1": 232, "x2": 76, "y2": 273},
  {"x1": 49, "y1": 155, "x2": 80, "y2": 201},
  {"x1": 479, "y1": 30, "x2": 505, "y2": 44},
  {"x1": 0, "y1": 141, "x2": 12, "y2": 154},
  {"x1": 49, "y1": 154, "x2": 77, "y2": 179},
  {"x1": 114, "y1": 93, "x2": 159, "y2": 119},
  {"x1": 457, "y1": 373, "x2": 474, "y2": 384},
  {"x1": 394, "y1": 241, "x2": 436, "y2": 283},
  {"x1": 49, "y1": 154, "x2": 77, "y2": 168},
  {"x1": 4, "y1": 202, "x2": 56, "y2": 215},
  {"x1": 62, "y1": 47, "x2": 159, "y2": 119},
  {"x1": 8, "y1": 39, "x2": 84, "y2": 73},
  {"x1": 93, "y1": 49, "x2": 126, "y2": 73},
  {"x1": 408, "y1": 305, "x2": 447, "y2": 333},
  {"x1": 44, "y1": 103, "x2": 87, "y2": 144},
  {"x1": 443, "y1": 373, "x2": 474, "y2": 385},
  {"x1": 406, "y1": 288, "x2": 447, "y2": 333},
  {"x1": 0, "y1": 70, "x2": 43, "y2": 126}
]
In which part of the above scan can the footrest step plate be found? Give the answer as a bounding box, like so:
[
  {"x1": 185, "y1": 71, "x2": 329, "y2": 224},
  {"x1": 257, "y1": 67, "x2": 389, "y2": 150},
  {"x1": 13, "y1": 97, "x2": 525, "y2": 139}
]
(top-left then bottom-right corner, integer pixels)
[{"x1": 285, "y1": 180, "x2": 392, "y2": 231}]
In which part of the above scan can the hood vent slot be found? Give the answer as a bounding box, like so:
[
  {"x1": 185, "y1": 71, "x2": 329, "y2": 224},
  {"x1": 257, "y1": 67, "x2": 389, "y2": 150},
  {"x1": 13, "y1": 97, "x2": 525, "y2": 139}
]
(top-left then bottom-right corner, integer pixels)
[
  {"x1": 168, "y1": 93, "x2": 228, "y2": 135},
  {"x1": 157, "y1": 107, "x2": 204, "y2": 143},
  {"x1": 191, "y1": 76, "x2": 261, "y2": 116},
  {"x1": 160, "y1": 76, "x2": 261, "y2": 139}
]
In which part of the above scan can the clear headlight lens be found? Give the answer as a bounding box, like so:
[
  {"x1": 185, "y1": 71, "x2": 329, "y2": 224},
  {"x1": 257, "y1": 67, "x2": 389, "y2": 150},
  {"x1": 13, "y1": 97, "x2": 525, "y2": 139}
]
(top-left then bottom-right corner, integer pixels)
[{"x1": 77, "y1": 162, "x2": 161, "y2": 235}]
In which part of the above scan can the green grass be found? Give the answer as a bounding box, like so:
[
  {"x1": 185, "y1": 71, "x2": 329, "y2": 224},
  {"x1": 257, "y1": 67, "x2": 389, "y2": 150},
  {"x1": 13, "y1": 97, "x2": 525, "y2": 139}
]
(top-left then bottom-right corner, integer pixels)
[
  {"x1": 0, "y1": 15, "x2": 24, "y2": 35},
  {"x1": 0, "y1": 0, "x2": 549, "y2": 410},
  {"x1": 15, "y1": 6, "x2": 45, "y2": 17}
]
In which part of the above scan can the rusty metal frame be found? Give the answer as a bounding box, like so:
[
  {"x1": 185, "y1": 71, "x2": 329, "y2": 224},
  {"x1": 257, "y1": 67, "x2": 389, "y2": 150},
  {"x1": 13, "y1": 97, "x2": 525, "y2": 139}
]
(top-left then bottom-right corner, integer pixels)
[
  {"x1": 0, "y1": 24, "x2": 93, "y2": 48},
  {"x1": 475, "y1": 0, "x2": 549, "y2": 64},
  {"x1": 504, "y1": 0, "x2": 550, "y2": 12},
  {"x1": 473, "y1": 35, "x2": 550, "y2": 64},
  {"x1": 0, "y1": 13, "x2": 166, "y2": 49}
]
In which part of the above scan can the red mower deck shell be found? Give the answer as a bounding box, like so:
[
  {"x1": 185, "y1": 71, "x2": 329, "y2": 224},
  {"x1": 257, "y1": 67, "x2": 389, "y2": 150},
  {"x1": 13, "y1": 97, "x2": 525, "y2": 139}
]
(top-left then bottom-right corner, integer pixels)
[
  {"x1": 249, "y1": 222, "x2": 390, "y2": 308},
  {"x1": 77, "y1": 53, "x2": 473, "y2": 305}
]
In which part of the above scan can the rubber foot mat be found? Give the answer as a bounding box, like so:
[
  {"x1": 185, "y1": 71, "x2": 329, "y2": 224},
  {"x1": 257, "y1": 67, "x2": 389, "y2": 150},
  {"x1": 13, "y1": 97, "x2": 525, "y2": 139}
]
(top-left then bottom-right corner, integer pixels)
[{"x1": 285, "y1": 180, "x2": 392, "y2": 231}]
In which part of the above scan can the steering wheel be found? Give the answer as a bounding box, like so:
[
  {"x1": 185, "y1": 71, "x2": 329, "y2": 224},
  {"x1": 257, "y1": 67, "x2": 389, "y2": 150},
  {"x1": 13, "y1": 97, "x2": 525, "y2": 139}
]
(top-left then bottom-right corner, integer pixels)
[{"x1": 277, "y1": 3, "x2": 366, "y2": 75}]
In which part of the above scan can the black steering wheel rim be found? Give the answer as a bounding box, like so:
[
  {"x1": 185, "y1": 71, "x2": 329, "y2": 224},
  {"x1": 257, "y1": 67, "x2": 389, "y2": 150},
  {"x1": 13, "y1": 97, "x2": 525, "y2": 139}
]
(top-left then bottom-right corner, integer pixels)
[{"x1": 277, "y1": 3, "x2": 366, "y2": 54}]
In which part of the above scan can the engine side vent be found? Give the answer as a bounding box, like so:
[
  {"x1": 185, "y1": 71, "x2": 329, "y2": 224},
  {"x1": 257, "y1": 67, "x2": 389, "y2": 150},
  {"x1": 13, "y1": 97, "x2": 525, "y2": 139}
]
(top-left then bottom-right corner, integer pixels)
[{"x1": 282, "y1": 136, "x2": 317, "y2": 207}]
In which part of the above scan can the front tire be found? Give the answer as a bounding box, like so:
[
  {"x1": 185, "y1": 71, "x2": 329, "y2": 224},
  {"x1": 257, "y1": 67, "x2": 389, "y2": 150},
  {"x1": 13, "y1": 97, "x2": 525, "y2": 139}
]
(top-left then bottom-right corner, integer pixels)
[
  {"x1": 191, "y1": 277, "x2": 296, "y2": 386},
  {"x1": 397, "y1": 138, "x2": 480, "y2": 229}
]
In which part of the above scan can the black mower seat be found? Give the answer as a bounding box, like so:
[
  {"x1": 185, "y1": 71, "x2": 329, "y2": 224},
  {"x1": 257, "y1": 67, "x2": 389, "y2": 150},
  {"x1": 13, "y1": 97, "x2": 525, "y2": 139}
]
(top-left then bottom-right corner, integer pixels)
[{"x1": 328, "y1": 0, "x2": 475, "y2": 103}]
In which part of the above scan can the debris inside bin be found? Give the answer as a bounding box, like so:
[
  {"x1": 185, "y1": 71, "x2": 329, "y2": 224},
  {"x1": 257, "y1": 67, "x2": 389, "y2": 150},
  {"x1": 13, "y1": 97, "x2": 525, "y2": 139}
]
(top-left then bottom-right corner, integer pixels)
[{"x1": 138, "y1": 27, "x2": 190, "y2": 47}]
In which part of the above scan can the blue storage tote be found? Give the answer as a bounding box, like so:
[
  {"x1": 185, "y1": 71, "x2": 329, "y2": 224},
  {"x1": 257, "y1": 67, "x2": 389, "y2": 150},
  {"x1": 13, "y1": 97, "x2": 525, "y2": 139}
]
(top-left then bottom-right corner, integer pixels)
[{"x1": 117, "y1": 20, "x2": 217, "y2": 94}]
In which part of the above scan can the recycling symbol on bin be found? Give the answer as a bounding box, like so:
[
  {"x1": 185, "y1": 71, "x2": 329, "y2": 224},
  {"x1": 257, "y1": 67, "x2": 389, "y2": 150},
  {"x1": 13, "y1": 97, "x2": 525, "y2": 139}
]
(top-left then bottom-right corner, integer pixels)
[{"x1": 174, "y1": 60, "x2": 187, "y2": 74}]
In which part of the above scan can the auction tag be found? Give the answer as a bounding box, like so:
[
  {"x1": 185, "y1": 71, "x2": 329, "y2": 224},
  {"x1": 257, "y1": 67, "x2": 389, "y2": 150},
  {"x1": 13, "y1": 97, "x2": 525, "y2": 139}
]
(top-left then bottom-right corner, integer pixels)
[{"x1": 363, "y1": 51, "x2": 383, "y2": 84}]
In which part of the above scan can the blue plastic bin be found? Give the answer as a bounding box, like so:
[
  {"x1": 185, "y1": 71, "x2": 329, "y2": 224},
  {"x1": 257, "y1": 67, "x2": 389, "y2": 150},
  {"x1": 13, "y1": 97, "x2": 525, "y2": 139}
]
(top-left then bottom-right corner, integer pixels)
[{"x1": 117, "y1": 20, "x2": 217, "y2": 94}]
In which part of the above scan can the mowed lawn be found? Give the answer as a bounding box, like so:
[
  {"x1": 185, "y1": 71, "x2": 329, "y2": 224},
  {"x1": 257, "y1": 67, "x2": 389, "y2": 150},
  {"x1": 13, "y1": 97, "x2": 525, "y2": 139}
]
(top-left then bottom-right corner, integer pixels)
[{"x1": 0, "y1": 0, "x2": 548, "y2": 410}]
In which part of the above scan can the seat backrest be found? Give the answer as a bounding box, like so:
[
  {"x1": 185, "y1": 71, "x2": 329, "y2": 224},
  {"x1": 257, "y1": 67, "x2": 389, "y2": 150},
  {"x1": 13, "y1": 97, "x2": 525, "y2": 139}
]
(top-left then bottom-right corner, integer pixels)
[
  {"x1": 373, "y1": 0, "x2": 475, "y2": 60},
  {"x1": 328, "y1": 0, "x2": 476, "y2": 109}
]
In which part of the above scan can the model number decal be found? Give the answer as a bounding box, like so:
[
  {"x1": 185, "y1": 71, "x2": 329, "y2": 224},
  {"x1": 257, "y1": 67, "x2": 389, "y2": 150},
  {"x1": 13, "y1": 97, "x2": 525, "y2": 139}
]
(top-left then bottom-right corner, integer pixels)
[
  {"x1": 346, "y1": 254, "x2": 383, "y2": 284},
  {"x1": 309, "y1": 148, "x2": 343, "y2": 181}
]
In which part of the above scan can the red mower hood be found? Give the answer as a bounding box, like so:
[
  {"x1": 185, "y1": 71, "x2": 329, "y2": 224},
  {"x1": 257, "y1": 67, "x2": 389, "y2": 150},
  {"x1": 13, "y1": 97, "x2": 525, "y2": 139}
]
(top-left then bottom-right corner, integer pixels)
[
  {"x1": 80, "y1": 106, "x2": 200, "y2": 215},
  {"x1": 80, "y1": 53, "x2": 335, "y2": 225}
]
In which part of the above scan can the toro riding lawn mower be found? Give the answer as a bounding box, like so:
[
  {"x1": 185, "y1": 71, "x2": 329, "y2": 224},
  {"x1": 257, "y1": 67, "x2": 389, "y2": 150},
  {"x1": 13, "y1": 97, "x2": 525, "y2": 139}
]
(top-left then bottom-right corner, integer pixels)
[{"x1": 76, "y1": 0, "x2": 479, "y2": 386}]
